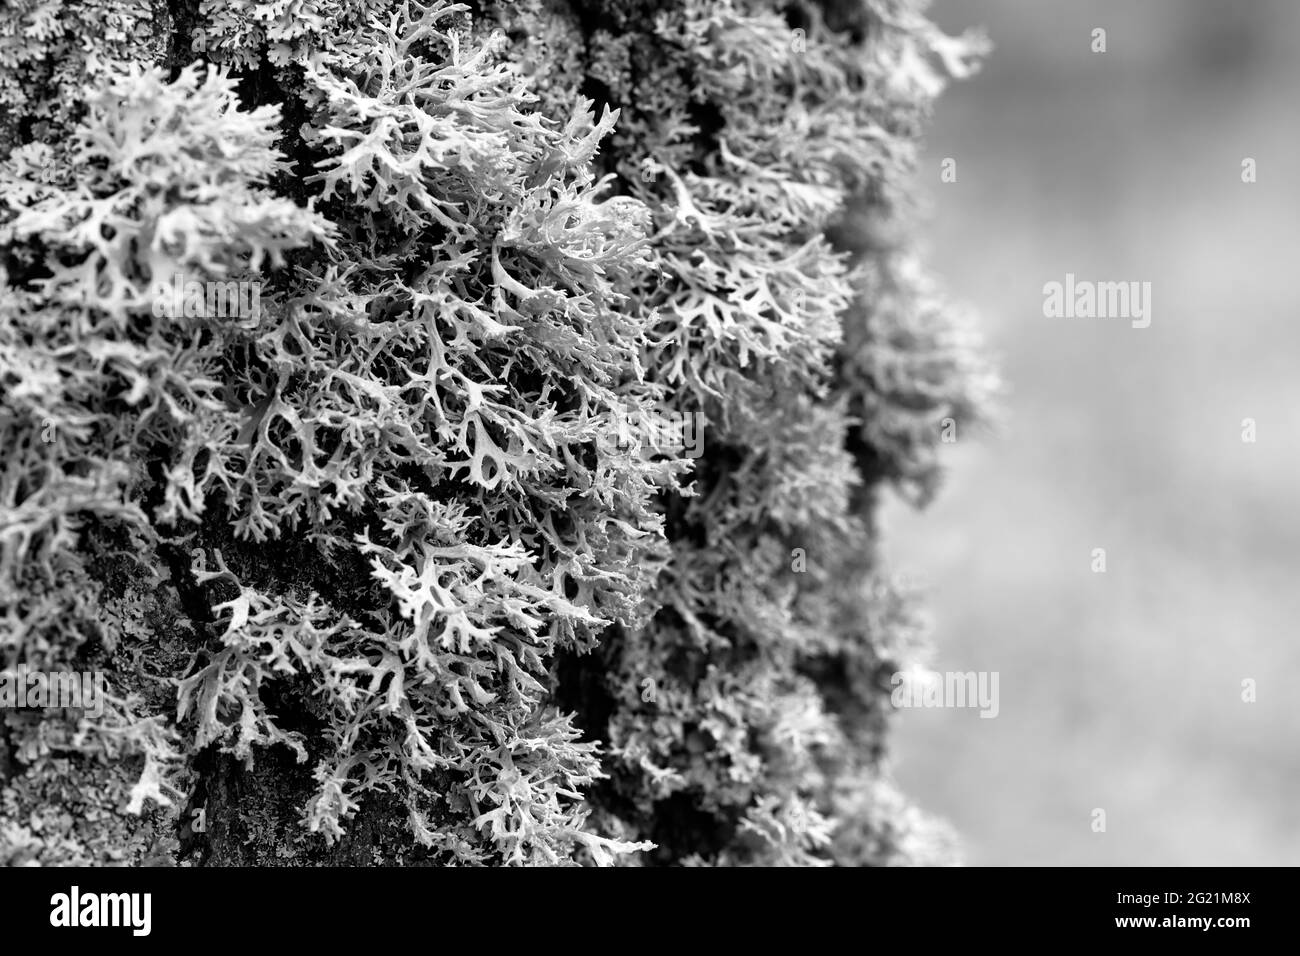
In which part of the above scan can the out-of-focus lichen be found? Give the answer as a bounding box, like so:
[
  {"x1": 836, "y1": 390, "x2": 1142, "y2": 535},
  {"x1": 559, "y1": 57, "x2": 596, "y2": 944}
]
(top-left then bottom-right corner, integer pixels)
[{"x1": 1, "y1": 0, "x2": 992, "y2": 867}]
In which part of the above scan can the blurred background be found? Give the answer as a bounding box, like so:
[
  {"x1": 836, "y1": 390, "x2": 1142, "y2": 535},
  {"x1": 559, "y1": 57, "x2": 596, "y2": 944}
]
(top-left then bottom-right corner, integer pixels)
[{"x1": 882, "y1": 0, "x2": 1300, "y2": 865}]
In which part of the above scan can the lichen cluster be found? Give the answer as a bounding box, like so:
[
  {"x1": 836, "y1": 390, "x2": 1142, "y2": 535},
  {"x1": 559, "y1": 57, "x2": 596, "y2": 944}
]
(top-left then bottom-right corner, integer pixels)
[{"x1": 0, "y1": 0, "x2": 992, "y2": 866}]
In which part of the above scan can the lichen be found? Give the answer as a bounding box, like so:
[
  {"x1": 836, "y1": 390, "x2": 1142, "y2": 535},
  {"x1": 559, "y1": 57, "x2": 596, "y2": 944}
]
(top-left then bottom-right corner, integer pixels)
[{"x1": 1, "y1": 0, "x2": 992, "y2": 866}]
